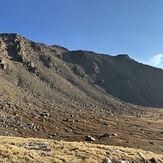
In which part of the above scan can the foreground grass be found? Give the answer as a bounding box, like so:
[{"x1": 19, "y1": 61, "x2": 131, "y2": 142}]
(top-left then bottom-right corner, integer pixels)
[{"x1": 0, "y1": 136, "x2": 162, "y2": 163}]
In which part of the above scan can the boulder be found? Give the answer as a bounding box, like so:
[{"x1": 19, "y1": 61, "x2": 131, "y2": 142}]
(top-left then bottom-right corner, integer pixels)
[{"x1": 85, "y1": 135, "x2": 95, "y2": 141}]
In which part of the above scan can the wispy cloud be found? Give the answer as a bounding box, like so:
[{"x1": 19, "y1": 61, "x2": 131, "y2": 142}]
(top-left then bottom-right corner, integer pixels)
[{"x1": 150, "y1": 54, "x2": 163, "y2": 66}]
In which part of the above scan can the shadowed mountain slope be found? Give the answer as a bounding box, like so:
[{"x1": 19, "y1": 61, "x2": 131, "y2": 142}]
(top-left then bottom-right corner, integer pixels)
[{"x1": 61, "y1": 50, "x2": 163, "y2": 108}]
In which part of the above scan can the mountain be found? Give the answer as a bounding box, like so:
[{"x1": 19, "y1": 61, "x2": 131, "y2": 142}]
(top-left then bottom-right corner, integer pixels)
[
  {"x1": 0, "y1": 33, "x2": 163, "y2": 156},
  {"x1": 0, "y1": 33, "x2": 163, "y2": 109}
]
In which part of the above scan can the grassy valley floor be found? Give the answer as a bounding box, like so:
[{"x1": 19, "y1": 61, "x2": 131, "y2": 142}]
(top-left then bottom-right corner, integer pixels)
[{"x1": 0, "y1": 136, "x2": 162, "y2": 163}]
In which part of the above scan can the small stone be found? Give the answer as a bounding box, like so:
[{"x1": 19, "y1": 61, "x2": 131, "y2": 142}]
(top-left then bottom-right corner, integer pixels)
[
  {"x1": 102, "y1": 157, "x2": 112, "y2": 163},
  {"x1": 103, "y1": 122, "x2": 109, "y2": 125},
  {"x1": 49, "y1": 133, "x2": 57, "y2": 138},
  {"x1": 112, "y1": 133, "x2": 117, "y2": 137},
  {"x1": 111, "y1": 149, "x2": 123, "y2": 155},
  {"x1": 119, "y1": 161, "x2": 130, "y2": 163},
  {"x1": 99, "y1": 133, "x2": 110, "y2": 138},
  {"x1": 138, "y1": 152, "x2": 144, "y2": 158},
  {"x1": 29, "y1": 151, "x2": 40, "y2": 157},
  {"x1": 150, "y1": 157, "x2": 159, "y2": 163}
]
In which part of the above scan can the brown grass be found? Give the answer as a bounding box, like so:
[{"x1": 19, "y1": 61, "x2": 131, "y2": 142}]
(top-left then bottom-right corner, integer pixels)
[{"x1": 0, "y1": 136, "x2": 162, "y2": 163}]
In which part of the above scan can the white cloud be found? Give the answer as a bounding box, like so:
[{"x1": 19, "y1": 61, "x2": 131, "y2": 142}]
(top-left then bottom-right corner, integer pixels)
[{"x1": 150, "y1": 53, "x2": 163, "y2": 66}]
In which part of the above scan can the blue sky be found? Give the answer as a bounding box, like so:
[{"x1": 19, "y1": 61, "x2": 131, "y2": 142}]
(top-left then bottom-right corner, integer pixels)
[{"x1": 1, "y1": 0, "x2": 163, "y2": 68}]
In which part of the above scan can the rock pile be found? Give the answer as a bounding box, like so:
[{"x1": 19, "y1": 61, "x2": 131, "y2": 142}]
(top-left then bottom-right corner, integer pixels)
[{"x1": 16, "y1": 141, "x2": 52, "y2": 152}]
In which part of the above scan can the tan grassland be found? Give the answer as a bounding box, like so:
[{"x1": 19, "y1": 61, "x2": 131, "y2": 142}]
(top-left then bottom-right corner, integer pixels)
[{"x1": 0, "y1": 136, "x2": 162, "y2": 163}]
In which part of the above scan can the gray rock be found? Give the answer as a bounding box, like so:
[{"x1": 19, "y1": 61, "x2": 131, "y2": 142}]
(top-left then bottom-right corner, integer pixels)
[
  {"x1": 40, "y1": 113, "x2": 50, "y2": 118},
  {"x1": 17, "y1": 141, "x2": 52, "y2": 152},
  {"x1": 102, "y1": 157, "x2": 112, "y2": 163},
  {"x1": 85, "y1": 135, "x2": 95, "y2": 141},
  {"x1": 112, "y1": 133, "x2": 117, "y2": 137},
  {"x1": 137, "y1": 152, "x2": 144, "y2": 158},
  {"x1": 100, "y1": 133, "x2": 111, "y2": 138},
  {"x1": 119, "y1": 160, "x2": 130, "y2": 163},
  {"x1": 111, "y1": 149, "x2": 123, "y2": 155},
  {"x1": 150, "y1": 157, "x2": 161, "y2": 163}
]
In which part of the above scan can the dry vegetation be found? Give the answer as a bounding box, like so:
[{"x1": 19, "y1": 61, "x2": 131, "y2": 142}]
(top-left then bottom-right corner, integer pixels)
[
  {"x1": 0, "y1": 106, "x2": 162, "y2": 163},
  {"x1": 0, "y1": 136, "x2": 162, "y2": 163}
]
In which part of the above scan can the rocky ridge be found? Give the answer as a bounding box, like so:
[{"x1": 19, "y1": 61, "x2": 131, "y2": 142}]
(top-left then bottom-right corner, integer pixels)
[
  {"x1": 0, "y1": 33, "x2": 138, "y2": 114},
  {"x1": 1, "y1": 33, "x2": 163, "y2": 109}
]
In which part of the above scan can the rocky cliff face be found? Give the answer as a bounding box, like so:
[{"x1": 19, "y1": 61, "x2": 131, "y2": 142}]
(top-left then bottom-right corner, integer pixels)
[{"x1": 0, "y1": 33, "x2": 163, "y2": 110}]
